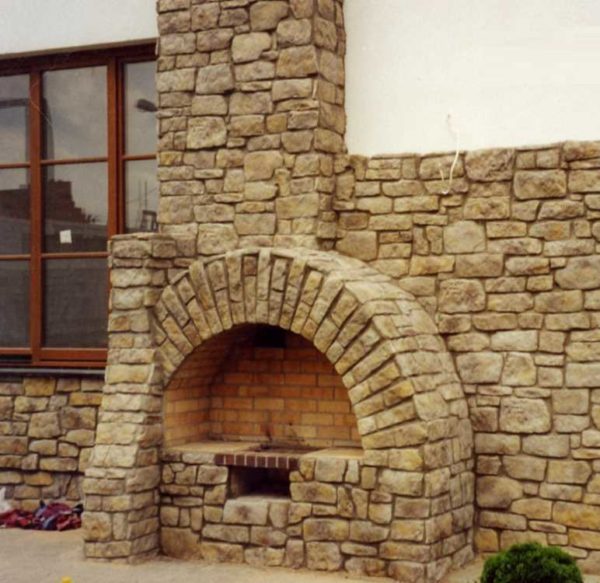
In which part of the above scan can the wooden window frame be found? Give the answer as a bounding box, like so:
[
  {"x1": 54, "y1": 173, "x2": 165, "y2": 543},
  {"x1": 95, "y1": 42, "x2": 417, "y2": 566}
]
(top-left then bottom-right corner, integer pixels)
[{"x1": 0, "y1": 44, "x2": 156, "y2": 368}]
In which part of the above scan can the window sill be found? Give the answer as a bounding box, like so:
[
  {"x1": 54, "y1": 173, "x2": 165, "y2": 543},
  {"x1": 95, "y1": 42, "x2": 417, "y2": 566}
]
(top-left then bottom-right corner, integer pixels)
[{"x1": 0, "y1": 366, "x2": 105, "y2": 380}]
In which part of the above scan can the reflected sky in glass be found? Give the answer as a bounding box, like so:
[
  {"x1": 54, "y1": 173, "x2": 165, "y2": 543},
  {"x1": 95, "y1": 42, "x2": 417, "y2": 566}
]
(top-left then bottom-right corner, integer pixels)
[
  {"x1": 0, "y1": 74, "x2": 29, "y2": 163},
  {"x1": 43, "y1": 66, "x2": 107, "y2": 160},
  {"x1": 125, "y1": 61, "x2": 157, "y2": 155},
  {"x1": 126, "y1": 159, "x2": 158, "y2": 232}
]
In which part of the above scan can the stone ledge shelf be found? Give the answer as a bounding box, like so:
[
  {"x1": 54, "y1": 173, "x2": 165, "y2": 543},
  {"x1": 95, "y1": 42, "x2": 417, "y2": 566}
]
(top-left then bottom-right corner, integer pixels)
[{"x1": 161, "y1": 441, "x2": 363, "y2": 473}]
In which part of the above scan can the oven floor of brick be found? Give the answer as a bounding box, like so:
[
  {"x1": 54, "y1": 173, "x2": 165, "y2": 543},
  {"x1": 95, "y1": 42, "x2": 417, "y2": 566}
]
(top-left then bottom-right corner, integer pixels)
[{"x1": 2, "y1": 529, "x2": 599, "y2": 583}]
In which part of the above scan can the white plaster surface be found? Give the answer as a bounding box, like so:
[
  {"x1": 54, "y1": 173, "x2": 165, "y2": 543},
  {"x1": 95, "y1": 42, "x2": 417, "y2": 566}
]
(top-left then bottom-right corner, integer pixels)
[
  {"x1": 346, "y1": 0, "x2": 600, "y2": 155},
  {"x1": 0, "y1": 0, "x2": 157, "y2": 57}
]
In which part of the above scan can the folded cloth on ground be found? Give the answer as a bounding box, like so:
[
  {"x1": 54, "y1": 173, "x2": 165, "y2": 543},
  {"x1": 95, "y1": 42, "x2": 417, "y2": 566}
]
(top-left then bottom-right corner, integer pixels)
[{"x1": 0, "y1": 501, "x2": 83, "y2": 530}]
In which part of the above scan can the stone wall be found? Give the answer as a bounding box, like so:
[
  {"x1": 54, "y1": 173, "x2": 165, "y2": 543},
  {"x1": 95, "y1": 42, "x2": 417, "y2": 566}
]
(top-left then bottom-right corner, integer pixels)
[
  {"x1": 160, "y1": 447, "x2": 435, "y2": 580},
  {"x1": 164, "y1": 327, "x2": 360, "y2": 447},
  {"x1": 0, "y1": 375, "x2": 102, "y2": 510},
  {"x1": 157, "y1": 0, "x2": 346, "y2": 254},
  {"x1": 334, "y1": 143, "x2": 600, "y2": 569}
]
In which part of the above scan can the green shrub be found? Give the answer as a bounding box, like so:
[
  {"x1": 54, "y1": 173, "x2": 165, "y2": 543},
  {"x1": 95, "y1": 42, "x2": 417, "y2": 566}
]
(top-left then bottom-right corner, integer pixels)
[{"x1": 480, "y1": 542, "x2": 583, "y2": 583}]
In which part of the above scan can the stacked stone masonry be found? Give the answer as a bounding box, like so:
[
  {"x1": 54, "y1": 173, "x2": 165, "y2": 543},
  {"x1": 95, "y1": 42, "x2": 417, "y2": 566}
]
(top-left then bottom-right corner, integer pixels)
[
  {"x1": 334, "y1": 142, "x2": 600, "y2": 573},
  {"x1": 0, "y1": 0, "x2": 594, "y2": 582},
  {"x1": 0, "y1": 376, "x2": 102, "y2": 510},
  {"x1": 83, "y1": 241, "x2": 474, "y2": 582}
]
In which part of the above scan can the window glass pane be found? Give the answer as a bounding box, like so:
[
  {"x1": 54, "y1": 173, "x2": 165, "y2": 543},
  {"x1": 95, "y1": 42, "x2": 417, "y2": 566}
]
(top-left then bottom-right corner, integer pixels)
[
  {"x1": 0, "y1": 260, "x2": 29, "y2": 346},
  {"x1": 43, "y1": 163, "x2": 107, "y2": 252},
  {"x1": 125, "y1": 159, "x2": 158, "y2": 232},
  {"x1": 43, "y1": 66, "x2": 107, "y2": 160},
  {"x1": 0, "y1": 168, "x2": 29, "y2": 254},
  {"x1": 0, "y1": 74, "x2": 29, "y2": 163},
  {"x1": 124, "y1": 61, "x2": 157, "y2": 155},
  {"x1": 44, "y1": 258, "x2": 107, "y2": 348}
]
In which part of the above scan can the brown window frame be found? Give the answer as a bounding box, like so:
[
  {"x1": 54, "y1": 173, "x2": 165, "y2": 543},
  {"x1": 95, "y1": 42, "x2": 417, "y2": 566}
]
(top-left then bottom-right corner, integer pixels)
[{"x1": 0, "y1": 44, "x2": 156, "y2": 368}]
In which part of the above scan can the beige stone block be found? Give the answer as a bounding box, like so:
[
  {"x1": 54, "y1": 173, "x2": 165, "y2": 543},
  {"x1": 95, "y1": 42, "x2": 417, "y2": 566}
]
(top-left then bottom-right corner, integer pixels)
[
  {"x1": 506, "y1": 257, "x2": 550, "y2": 275},
  {"x1": 553, "y1": 389, "x2": 589, "y2": 414},
  {"x1": 569, "y1": 529, "x2": 600, "y2": 550},
  {"x1": 379, "y1": 469, "x2": 423, "y2": 496},
  {"x1": 443, "y1": 221, "x2": 485, "y2": 253},
  {"x1": 556, "y1": 257, "x2": 600, "y2": 290},
  {"x1": 191, "y1": 4, "x2": 219, "y2": 31},
  {"x1": 465, "y1": 148, "x2": 515, "y2": 181},
  {"x1": 223, "y1": 499, "x2": 268, "y2": 526},
  {"x1": 464, "y1": 196, "x2": 511, "y2": 220},
  {"x1": 157, "y1": 68, "x2": 196, "y2": 92},
  {"x1": 200, "y1": 541, "x2": 244, "y2": 563},
  {"x1": 306, "y1": 542, "x2": 342, "y2": 571},
  {"x1": 491, "y1": 330, "x2": 538, "y2": 352},
  {"x1": 475, "y1": 433, "x2": 520, "y2": 455},
  {"x1": 566, "y1": 363, "x2": 600, "y2": 387},
  {"x1": 244, "y1": 150, "x2": 283, "y2": 180},
  {"x1": 272, "y1": 78, "x2": 313, "y2": 101},
  {"x1": 511, "y1": 498, "x2": 552, "y2": 520},
  {"x1": 504, "y1": 455, "x2": 547, "y2": 481},
  {"x1": 336, "y1": 232, "x2": 377, "y2": 261},
  {"x1": 196, "y1": 64, "x2": 234, "y2": 94},
  {"x1": 250, "y1": 526, "x2": 287, "y2": 547},
  {"x1": 409, "y1": 256, "x2": 454, "y2": 276},
  {"x1": 501, "y1": 352, "x2": 536, "y2": 386},
  {"x1": 535, "y1": 290, "x2": 583, "y2": 313},
  {"x1": 276, "y1": 46, "x2": 318, "y2": 77},
  {"x1": 83, "y1": 513, "x2": 112, "y2": 542},
  {"x1": 196, "y1": 29, "x2": 233, "y2": 52},
  {"x1": 522, "y1": 435, "x2": 569, "y2": 457},
  {"x1": 455, "y1": 254, "x2": 503, "y2": 278},
  {"x1": 477, "y1": 476, "x2": 523, "y2": 509},
  {"x1": 499, "y1": 397, "x2": 550, "y2": 433},
  {"x1": 514, "y1": 170, "x2": 567, "y2": 199},
  {"x1": 277, "y1": 19, "x2": 312, "y2": 47},
  {"x1": 303, "y1": 518, "x2": 349, "y2": 541},
  {"x1": 548, "y1": 460, "x2": 591, "y2": 485},
  {"x1": 314, "y1": 458, "x2": 346, "y2": 483},
  {"x1": 230, "y1": 92, "x2": 272, "y2": 115},
  {"x1": 553, "y1": 501, "x2": 600, "y2": 529},
  {"x1": 196, "y1": 466, "x2": 227, "y2": 485},
  {"x1": 202, "y1": 524, "x2": 249, "y2": 544},
  {"x1": 250, "y1": 1, "x2": 288, "y2": 31},
  {"x1": 456, "y1": 352, "x2": 503, "y2": 384},
  {"x1": 290, "y1": 482, "x2": 337, "y2": 504},
  {"x1": 480, "y1": 510, "x2": 527, "y2": 530},
  {"x1": 24, "y1": 378, "x2": 56, "y2": 397},
  {"x1": 475, "y1": 528, "x2": 499, "y2": 552},
  {"x1": 438, "y1": 278, "x2": 485, "y2": 314},
  {"x1": 28, "y1": 412, "x2": 60, "y2": 439},
  {"x1": 569, "y1": 170, "x2": 600, "y2": 192},
  {"x1": 232, "y1": 33, "x2": 271, "y2": 63}
]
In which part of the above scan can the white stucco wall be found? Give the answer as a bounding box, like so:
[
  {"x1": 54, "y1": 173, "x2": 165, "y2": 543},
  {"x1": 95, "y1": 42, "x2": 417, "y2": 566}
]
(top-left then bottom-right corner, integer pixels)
[
  {"x1": 346, "y1": 0, "x2": 600, "y2": 155},
  {"x1": 0, "y1": 0, "x2": 157, "y2": 58}
]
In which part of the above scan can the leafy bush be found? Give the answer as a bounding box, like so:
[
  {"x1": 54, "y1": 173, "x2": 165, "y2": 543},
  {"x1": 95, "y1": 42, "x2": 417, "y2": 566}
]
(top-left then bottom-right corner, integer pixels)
[{"x1": 480, "y1": 542, "x2": 583, "y2": 583}]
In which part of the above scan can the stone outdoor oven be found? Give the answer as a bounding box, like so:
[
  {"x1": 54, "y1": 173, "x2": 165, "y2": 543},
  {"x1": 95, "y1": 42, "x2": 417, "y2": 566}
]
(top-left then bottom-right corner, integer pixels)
[
  {"x1": 81, "y1": 0, "x2": 600, "y2": 581},
  {"x1": 81, "y1": 1, "x2": 475, "y2": 579}
]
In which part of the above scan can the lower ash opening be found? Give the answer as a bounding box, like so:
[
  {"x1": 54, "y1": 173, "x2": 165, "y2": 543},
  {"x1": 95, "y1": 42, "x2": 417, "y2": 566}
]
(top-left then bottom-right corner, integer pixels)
[{"x1": 229, "y1": 466, "x2": 290, "y2": 498}]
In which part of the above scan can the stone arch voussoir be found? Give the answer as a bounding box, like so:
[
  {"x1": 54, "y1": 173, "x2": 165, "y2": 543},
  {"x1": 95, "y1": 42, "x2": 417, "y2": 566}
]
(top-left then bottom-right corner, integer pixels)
[{"x1": 151, "y1": 247, "x2": 474, "y2": 469}]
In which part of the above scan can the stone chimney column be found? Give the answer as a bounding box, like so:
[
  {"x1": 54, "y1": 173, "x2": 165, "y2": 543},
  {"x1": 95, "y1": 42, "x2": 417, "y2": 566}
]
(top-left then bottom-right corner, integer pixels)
[{"x1": 157, "y1": 0, "x2": 346, "y2": 257}]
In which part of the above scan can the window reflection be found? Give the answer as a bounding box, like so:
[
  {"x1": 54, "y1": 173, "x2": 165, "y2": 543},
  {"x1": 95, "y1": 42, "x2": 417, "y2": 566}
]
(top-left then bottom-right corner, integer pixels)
[
  {"x1": 0, "y1": 169, "x2": 29, "y2": 254},
  {"x1": 44, "y1": 258, "x2": 107, "y2": 348},
  {"x1": 125, "y1": 61, "x2": 157, "y2": 155},
  {"x1": 0, "y1": 74, "x2": 29, "y2": 163},
  {"x1": 126, "y1": 159, "x2": 158, "y2": 232},
  {"x1": 43, "y1": 67, "x2": 107, "y2": 160},
  {"x1": 43, "y1": 163, "x2": 108, "y2": 252},
  {"x1": 0, "y1": 261, "x2": 29, "y2": 346}
]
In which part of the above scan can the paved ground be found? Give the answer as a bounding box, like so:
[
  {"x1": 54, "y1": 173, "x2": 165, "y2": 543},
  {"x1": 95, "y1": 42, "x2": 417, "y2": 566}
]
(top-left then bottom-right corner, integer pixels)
[{"x1": 1, "y1": 529, "x2": 599, "y2": 583}]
